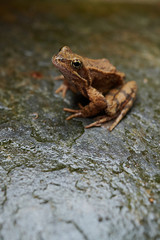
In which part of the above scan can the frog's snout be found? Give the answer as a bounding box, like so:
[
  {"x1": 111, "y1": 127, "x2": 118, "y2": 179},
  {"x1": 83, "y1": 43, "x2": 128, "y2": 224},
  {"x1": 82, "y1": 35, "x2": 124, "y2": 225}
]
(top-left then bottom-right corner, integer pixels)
[
  {"x1": 52, "y1": 55, "x2": 65, "y2": 68},
  {"x1": 51, "y1": 56, "x2": 55, "y2": 63}
]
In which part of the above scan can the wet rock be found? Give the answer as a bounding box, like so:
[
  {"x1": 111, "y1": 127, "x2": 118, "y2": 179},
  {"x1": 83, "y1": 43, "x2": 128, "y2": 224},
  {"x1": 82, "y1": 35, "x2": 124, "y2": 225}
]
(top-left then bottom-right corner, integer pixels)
[{"x1": 0, "y1": 1, "x2": 159, "y2": 240}]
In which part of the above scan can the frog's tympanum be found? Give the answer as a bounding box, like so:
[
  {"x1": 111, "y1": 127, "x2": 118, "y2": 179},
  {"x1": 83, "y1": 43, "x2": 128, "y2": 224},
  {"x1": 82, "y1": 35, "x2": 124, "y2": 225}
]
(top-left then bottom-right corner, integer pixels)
[{"x1": 52, "y1": 46, "x2": 137, "y2": 131}]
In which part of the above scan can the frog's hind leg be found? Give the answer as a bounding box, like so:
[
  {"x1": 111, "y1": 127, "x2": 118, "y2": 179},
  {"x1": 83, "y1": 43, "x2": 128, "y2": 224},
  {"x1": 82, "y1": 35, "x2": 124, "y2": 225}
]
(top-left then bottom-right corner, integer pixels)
[
  {"x1": 109, "y1": 94, "x2": 135, "y2": 131},
  {"x1": 85, "y1": 81, "x2": 137, "y2": 130},
  {"x1": 108, "y1": 81, "x2": 137, "y2": 131}
]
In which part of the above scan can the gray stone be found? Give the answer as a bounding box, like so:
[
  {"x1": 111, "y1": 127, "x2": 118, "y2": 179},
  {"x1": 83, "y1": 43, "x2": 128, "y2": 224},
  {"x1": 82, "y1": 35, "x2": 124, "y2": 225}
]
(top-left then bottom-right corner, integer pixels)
[{"x1": 0, "y1": 1, "x2": 160, "y2": 240}]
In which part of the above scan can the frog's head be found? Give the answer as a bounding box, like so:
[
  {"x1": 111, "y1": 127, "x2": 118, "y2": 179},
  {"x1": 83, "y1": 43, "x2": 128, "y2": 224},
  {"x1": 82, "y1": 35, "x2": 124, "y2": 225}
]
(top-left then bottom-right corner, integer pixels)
[{"x1": 52, "y1": 46, "x2": 91, "y2": 88}]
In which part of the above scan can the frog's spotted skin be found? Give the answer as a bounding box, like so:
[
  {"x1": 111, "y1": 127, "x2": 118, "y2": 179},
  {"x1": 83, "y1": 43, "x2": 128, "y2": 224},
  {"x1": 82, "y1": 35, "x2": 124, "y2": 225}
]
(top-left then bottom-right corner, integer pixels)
[{"x1": 52, "y1": 46, "x2": 137, "y2": 131}]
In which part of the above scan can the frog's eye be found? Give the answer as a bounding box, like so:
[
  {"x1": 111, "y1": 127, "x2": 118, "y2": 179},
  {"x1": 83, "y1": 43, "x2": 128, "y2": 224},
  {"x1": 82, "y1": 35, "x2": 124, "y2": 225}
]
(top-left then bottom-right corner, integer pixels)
[{"x1": 71, "y1": 59, "x2": 82, "y2": 69}]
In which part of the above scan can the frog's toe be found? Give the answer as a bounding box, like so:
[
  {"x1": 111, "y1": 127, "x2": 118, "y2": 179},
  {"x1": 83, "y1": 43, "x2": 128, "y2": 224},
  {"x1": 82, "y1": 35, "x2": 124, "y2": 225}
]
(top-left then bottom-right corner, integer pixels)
[
  {"x1": 64, "y1": 108, "x2": 82, "y2": 120},
  {"x1": 55, "y1": 84, "x2": 68, "y2": 98},
  {"x1": 66, "y1": 112, "x2": 82, "y2": 120},
  {"x1": 85, "y1": 122, "x2": 101, "y2": 128},
  {"x1": 64, "y1": 108, "x2": 80, "y2": 113},
  {"x1": 85, "y1": 116, "x2": 113, "y2": 129},
  {"x1": 54, "y1": 75, "x2": 64, "y2": 81}
]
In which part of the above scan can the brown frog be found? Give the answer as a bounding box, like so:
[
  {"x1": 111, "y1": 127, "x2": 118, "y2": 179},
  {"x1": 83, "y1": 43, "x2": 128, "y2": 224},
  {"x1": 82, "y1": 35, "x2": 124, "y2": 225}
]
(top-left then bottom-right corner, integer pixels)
[{"x1": 52, "y1": 46, "x2": 137, "y2": 131}]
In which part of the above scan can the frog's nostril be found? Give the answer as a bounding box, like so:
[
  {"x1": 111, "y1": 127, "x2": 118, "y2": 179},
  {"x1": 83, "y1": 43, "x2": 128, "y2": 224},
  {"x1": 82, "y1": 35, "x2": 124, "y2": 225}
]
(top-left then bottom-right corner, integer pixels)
[{"x1": 56, "y1": 56, "x2": 63, "y2": 61}]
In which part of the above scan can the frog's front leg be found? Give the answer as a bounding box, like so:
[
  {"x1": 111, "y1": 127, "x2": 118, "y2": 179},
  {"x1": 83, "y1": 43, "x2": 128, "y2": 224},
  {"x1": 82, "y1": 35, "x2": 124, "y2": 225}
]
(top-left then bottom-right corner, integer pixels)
[
  {"x1": 54, "y1": 75, "x2": 69, "y2": 98},
  {"x1": 64, "y1": 87, "x2": 107, "y2": 120},
  {"x1": 54, "y1": 74, "x2": 64, "y2": 81},
  {"x1": 55, "y1": 83, "x2": 69, "y2": 98}
]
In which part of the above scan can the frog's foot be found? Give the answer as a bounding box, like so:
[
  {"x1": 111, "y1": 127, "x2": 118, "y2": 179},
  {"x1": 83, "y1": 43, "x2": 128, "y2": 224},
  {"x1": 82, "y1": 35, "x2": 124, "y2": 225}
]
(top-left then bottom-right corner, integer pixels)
[
  {"x1": 64, "y1": 108, "x2": 82, "y2": 120},
  {"x1": 55, "y1": 84, "x2": 68, "y2": 98},
  {"x1": 85, "y1": 116, "x2": 113, "y2": 129},
  {"x1": 54, "y1": 75, "x2": 64, "y2": 81}
]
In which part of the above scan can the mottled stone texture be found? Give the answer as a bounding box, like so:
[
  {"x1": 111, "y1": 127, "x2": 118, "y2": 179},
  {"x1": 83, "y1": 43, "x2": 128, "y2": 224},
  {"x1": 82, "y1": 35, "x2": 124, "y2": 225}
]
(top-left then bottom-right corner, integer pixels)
[{"x1": 0, "y1": 1, "x2": 160, "y2": 240}]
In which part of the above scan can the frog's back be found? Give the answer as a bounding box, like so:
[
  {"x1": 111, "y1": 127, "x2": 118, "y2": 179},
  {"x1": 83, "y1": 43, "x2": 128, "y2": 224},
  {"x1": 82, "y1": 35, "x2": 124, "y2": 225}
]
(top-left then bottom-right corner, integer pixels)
[
  {"x1": 85, "y1": 58, "x2": 116, "y2": 72},
  {"x1": 86, "y1": 58, "x2": 125, "y2": 94}
]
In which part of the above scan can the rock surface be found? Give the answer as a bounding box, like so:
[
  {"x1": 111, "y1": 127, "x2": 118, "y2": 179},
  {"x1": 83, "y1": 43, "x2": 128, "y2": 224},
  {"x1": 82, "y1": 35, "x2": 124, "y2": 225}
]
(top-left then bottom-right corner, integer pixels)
[{"x1": 0, "y1": 1, "x2": 160, "y2": 240}]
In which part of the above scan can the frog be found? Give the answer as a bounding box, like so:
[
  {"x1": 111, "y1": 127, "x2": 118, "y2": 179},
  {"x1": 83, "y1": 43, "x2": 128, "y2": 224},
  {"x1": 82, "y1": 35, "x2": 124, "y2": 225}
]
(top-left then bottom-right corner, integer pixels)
[{"x1": 52, "y1": 46, "x2": 137, "y2": 131}]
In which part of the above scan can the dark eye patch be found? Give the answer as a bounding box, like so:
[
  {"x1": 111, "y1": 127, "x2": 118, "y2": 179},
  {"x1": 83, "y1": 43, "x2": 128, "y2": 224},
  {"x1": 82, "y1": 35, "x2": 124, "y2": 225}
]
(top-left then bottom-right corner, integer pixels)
[{"x1": 71, "y1": 59, "x2": 82, "y2": 69}]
